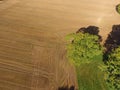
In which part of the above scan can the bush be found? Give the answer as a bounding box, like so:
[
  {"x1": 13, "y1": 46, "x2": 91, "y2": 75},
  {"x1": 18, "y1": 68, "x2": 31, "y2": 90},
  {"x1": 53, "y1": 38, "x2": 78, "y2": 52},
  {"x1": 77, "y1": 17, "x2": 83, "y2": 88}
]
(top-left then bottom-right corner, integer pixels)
[
  {"x1": 116, "y1": 4, "x2": 120, "y2": 14},
  {"x1": 103, "y1": 47, "x2": 120, "y2": 90},
  {"x1": 66, "y1": 32, "x2": 103, "y2": 66}
]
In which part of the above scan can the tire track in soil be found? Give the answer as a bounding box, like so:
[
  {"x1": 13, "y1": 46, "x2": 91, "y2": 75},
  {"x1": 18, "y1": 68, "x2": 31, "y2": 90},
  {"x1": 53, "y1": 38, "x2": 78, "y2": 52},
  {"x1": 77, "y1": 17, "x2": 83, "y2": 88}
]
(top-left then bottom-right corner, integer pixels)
[{"x1": 30, "y1": 43, "x2": 78, "y2": 90}]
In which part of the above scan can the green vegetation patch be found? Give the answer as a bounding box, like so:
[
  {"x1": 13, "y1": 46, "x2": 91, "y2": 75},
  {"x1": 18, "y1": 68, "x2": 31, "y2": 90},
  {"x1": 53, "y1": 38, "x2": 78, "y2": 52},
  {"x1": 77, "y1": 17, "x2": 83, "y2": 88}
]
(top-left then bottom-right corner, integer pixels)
[
  {"x1": 102, "y1": 47, "x2": 120, "y2": 90},
  {"x1": 66, "y1": 32, "x2": 109, "y2": 90},
  {"x1": 66, "y1": 25, "x2": 120, "y2": 90},
  {"x1": 76, "y1": 61, "x2": 109, "y2": 90},
  {"x1": 66, "y1": 32, "x2": 103, "y2": 66},
  {"x1": 116, "y1": 4, "x2": 120, "y2": 14}
]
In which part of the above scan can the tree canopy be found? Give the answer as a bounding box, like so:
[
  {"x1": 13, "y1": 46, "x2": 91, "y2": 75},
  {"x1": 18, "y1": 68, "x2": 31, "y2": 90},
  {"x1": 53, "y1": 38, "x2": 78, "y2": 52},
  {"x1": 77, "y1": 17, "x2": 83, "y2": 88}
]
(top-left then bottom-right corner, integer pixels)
[
  {"x1": 116, "y1": 4, "x2": 120, "y2": 14},
  {"x1": 66, "y1": 32, "x2": 103, "y2": 66},
  {"x1": 104, "y1": 47, "x2": 120, "y2": 90}
]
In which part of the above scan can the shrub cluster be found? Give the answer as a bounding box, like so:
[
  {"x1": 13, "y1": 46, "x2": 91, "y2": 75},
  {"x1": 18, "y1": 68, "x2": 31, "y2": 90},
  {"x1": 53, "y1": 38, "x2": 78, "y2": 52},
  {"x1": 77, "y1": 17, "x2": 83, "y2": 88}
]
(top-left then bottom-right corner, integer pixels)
[
  {"x1": 66, "y1": 25, "x2": 120, "y2": 90},
  {"x1": 104, "y1": 47, "x2": 120, "y2": 90},
  {"x1": 116, "y1": 4, "x2": 120, "y2": 14}
]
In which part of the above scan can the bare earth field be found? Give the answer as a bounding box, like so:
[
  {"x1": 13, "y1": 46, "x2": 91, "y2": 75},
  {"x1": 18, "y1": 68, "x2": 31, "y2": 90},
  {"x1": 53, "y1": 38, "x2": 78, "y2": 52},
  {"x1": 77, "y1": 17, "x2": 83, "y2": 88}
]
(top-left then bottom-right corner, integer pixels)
[{"x1": 0, "y1": 0, "x2": 119, "y2": 90}]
